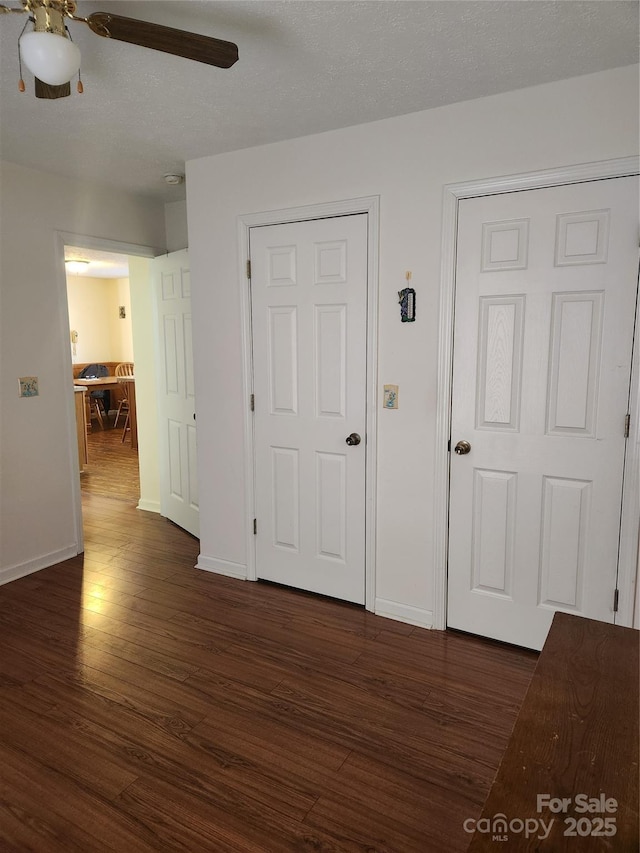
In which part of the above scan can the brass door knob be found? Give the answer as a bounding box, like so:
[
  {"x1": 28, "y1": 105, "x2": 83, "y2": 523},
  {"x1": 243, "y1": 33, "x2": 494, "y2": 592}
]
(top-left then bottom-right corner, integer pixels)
[
  {"x1": 454, "y1": 440, "x2": 471, "y2": 455},
  {"x1": 346, "y1": 433, "x2": 362, "y2": 446}
]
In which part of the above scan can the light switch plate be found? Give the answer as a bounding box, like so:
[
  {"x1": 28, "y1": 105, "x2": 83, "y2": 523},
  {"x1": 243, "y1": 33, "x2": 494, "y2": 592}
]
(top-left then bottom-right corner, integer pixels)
[
  {"x1": 19, "y1": 376, "x2": 39, "y2": 397},
  {"x1": 383, "y1": 384, "x2": 398, "y2": 409}
]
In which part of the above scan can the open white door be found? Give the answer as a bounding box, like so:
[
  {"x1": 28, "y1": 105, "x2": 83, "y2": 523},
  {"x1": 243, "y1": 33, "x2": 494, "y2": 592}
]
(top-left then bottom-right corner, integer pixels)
[
  {"x1": 152, "y1": 250, "x2": 199, "y2": 538},
  {"x1": 250, "y1": 215, "x2": 368, "y2": 603},
  {"x1": 447, "y1": 176, "x2": 639, "y2": 649}
]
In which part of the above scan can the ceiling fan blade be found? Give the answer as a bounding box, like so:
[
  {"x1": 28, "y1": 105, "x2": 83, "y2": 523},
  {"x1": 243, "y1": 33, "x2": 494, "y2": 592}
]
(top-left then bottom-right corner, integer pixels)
[
  {"x1": 35, "y1": 78, "x2": 71, "y2": 99},
  {"x1": 86, "y1": 13, "x2": 239, "y2": 69}
]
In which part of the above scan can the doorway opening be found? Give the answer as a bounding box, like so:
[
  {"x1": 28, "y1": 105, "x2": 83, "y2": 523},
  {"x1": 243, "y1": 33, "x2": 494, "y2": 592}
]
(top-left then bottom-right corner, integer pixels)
[
  {"x1": 65, "y1": 244, "x2": 141, "y2": 506},
  {"x1": 57, "y1": 230, "x2": 159, "y2": 555}
]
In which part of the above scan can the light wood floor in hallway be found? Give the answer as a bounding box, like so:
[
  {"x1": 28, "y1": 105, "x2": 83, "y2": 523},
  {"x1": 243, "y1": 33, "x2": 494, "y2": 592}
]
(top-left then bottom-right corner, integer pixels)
[{"x1": 0, "y1": 428, "x2": 538, "y2": 852}]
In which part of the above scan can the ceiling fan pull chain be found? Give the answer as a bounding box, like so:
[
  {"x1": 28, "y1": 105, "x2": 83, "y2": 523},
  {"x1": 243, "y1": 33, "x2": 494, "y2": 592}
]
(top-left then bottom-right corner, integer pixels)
[
  {"x1": 65, "y1": 24, "x2": 83, "y2": 93},
  {"x1": 16, "y1": 15, "x2": 30, "y2": 93}
]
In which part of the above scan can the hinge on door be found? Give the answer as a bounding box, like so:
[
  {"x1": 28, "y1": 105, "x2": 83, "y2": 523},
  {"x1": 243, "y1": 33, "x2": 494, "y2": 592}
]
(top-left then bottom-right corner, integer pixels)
[
  {"x1": 447, "y1": 439, "x2": 451, "y2": 452},
  {"x1": 253, "y1": 518, "x2": 257, "y2": 535},
  {"x1": 624, "y1": 413, "x2": 631, "y2": 438},
  {"x1": 613, "y1": 588, "x2": 619, "y2": 612},
  {"x1": 246, "y1": 259, "x2": 251, "y2": 279},
  {"x1": 250, "y1": 393, "x2": 255, "y2": 412}
]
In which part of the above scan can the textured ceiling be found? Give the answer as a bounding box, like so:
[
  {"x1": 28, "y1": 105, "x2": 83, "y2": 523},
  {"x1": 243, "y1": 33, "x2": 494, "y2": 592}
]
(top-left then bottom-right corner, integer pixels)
[{"x1": 0, "y1": 1, "x2": 638, "y2": 202}]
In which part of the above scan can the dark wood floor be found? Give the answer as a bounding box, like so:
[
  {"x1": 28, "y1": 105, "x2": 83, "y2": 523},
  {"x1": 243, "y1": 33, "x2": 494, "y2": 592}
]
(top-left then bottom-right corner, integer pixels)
[
  {"x1": 0, "y1": 429, "x2": 538, "y2": 852},
  {"x1": 81, "y1": 415, "x2": 140, "y2": 503}
]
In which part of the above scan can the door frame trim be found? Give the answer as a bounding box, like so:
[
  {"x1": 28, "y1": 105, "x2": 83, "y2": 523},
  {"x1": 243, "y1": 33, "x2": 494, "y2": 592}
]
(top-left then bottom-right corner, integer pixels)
[
  {"x1": 433, "y1": 157, "x2": 640, "y2": 631},
  {"x1": 238, "y1": 196, "x2": 380, "y2": 611}
]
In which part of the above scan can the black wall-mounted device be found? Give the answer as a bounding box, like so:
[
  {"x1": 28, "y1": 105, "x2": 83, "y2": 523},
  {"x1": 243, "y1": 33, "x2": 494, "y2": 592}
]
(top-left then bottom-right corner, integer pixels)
[{"x1": 398, "y1": 287, "x2": 416, "y2": 322}]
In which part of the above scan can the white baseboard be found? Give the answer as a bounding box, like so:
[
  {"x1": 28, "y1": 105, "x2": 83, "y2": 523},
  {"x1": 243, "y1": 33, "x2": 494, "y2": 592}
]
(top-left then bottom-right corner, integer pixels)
[
  {"x1": 374, "y1": 597, "x2": 434, "y2": 630},
  {"x1": 0, "y1": 545, "x2": 80, "y2": 586},
  {"x1": 137, "y1": 499, "x2": 161, "y2": 514},
  {"x1": 196, "y1": 554, "x2": 248, "y2": 580}
]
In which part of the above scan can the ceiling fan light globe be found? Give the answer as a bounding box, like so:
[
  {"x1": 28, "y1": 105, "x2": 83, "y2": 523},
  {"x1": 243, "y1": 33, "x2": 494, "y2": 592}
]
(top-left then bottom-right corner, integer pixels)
[{"x1": 19, "y1": 31, "x2": 81, "y2": 86}]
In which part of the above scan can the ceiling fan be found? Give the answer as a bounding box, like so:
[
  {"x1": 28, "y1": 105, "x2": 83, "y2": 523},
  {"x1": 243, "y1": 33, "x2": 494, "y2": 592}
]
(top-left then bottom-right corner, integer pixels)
[{"x1": 1, "y1": 0, "x2": 239, "y2": 99}]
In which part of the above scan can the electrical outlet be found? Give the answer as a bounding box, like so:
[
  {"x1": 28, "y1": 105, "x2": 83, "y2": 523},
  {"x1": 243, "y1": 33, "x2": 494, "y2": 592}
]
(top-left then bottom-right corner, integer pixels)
[{"x1": 19, "y1": 376, "x2": 39, "y2": 397}]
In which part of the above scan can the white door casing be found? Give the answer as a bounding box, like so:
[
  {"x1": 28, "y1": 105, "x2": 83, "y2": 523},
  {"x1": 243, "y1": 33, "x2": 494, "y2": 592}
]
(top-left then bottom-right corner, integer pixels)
[
  {"x1": 447, "y1": 175, "x2": 639, "y2": 649},
  {"x1": 152, "y1": 250, "x2": 200, "y2": 538},
  {"x1": 250, "y1": 215, "x2": 368, "y2": 603},
  {"x1": 238, "y1": 198, "x2": 379, "y2": 610},
  {"x1": 434, "y1": 158, "x2": 640, "y2": 635}
]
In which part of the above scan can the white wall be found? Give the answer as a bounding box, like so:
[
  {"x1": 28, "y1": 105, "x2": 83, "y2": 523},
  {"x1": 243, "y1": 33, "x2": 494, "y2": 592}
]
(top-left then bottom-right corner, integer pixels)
[
  {"x1": 114, "y1": 278, "x2": 134, "y2": 362},
  {"x1": 129, "y1": 257, "x2": 161, "y2": 514},
  {"x1": 165, "y1": 200, "x2": 188, "y2": 251},
  {"x1": 0, "y1": 161, "x2": 165, "y2": 582},
  {"x1": 186, "y1": 66, "x2": 639, "y2": 627},
  {"x1": 67, "y1": 275, "x2": 133, "y2": 364}
]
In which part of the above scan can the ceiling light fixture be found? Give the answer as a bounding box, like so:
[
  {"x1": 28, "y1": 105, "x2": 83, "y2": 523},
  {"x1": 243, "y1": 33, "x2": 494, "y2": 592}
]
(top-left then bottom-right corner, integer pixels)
[
  {"x1": 164, "y1": 174, "x2": 185, "y2": 186},
  {"x1": 65, "y1": 258, "x2": 90, "y2": 273},
  {"x1": 18, "y1": 2, "x2": 81, "y2": 87},
  {"x1": 3, "y1": 0, "x2": 237, "y2": 101}
]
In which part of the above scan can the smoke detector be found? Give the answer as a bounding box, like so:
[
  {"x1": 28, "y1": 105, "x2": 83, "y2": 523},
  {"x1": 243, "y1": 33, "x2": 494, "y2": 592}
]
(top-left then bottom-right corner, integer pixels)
[{"x1": 164, "y1": 173, "x2": 184, "y2": 186}]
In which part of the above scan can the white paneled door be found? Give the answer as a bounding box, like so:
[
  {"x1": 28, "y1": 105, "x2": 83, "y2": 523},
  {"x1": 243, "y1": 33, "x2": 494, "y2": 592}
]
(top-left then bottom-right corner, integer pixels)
[
  {"x1": 250, "y1": 215, "x2": 368, "y2": 603},
  {"x1": 448, "y1": 177, "x2": 639, "y2": 650},
  {"x1": 152, "y1": 250, "x2": 199, "y2": 538}
]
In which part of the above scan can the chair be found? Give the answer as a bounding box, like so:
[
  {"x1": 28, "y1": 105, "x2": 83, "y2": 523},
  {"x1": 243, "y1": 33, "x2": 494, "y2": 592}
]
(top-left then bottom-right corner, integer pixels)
[
  {"x1": 114, "y1": 362, "x2": 134, "y2": 437},
  {"x1": 88, "y1": 397, "x2": 106, "y2": 429},
  {"x1": 78, "y1": 363, "x2": 110, "y2": 429}
]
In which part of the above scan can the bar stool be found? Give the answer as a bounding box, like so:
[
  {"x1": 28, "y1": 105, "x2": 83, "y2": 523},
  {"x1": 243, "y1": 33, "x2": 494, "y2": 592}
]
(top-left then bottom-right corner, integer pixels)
[{"x1": 114, "y1": 362, "x2": 134, "y2": 441}]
